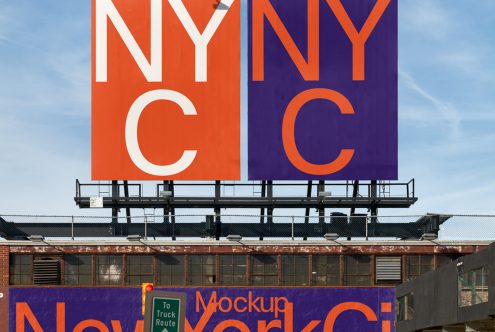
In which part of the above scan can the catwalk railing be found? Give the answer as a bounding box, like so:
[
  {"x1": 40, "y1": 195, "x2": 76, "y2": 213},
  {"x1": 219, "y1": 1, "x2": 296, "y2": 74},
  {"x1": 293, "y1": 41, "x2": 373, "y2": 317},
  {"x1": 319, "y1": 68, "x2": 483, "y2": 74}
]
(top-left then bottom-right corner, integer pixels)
[{"x1": 1, "y1": 214, "x2": 494, "y2": 241}]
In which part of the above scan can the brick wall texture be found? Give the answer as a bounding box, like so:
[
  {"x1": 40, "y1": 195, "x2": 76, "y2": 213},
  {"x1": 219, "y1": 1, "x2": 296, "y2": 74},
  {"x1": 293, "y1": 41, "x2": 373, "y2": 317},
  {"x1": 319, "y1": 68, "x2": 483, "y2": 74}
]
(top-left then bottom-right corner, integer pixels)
[{"x1": 0, "y1": 245, "x2": 8, "y2": 286}]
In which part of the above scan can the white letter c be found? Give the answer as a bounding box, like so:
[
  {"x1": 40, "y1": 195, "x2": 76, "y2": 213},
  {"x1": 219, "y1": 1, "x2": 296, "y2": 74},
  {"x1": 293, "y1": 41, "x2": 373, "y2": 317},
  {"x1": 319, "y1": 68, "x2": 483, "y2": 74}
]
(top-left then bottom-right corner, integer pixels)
[{"x1": 125, "y1": 89, "x2": 197, "y2": 176}]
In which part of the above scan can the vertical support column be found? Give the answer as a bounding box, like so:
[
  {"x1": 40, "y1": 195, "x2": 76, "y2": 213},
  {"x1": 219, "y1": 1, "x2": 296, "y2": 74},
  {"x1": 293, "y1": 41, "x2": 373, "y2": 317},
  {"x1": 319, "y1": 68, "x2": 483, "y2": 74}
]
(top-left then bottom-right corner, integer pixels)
[
  {"x1": 304, "y1": 181, "x2": 312, "y2": 241},
  {"x1": 350, "y1": 180, "x2": 359, "y2": 216},
  {"x1": 267, "y1": 181, "x2": 273, "y2": 224},
  {"x1": 170, "y1": 181, "x2": 176, "y2": 241},
  {"x1": 111, "y1": 180, "x2": 119, "y2": 224},
  {"x1": 370, "y1": 180, "x2": 378, "y2": 223},
  {"x1": 163, "y1": 181, "x2": 171, "y2": 224},
  {"x1": 123, "y1": 180, "x2": 131, "y2": 224},
  {"x1": 260, "y1": 180, "x2": 266, "y2": 241},
  {"x1": 318, "y1": 181, "x2": 325, "y2": 224},
  {"x1": 214, "y1": 181, "x2": 221, "y2": 223}
]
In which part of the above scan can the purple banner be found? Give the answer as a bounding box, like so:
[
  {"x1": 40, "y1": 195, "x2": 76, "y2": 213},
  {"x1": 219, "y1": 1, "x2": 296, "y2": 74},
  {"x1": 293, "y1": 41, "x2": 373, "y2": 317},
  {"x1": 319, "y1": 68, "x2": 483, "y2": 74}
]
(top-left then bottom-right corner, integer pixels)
[
  {"x1": 8, "y1": 287, "x2": 395, "y2": 331},
  {"x1": 248, "y1": 0, "x2": 398, "y2": 180}
]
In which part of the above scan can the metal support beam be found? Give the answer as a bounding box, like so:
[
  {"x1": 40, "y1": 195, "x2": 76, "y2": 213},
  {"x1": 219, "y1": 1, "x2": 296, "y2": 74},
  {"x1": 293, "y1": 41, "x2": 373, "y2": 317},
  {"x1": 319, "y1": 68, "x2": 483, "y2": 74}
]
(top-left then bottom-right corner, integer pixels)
[
  {"x1": 111, "y1": 180, "x2": 119, "y2": 226},
  {"x1": 318, "y1": 181, "x2": 325, "y2": 224},
  {"x1": 370, "y1": 180, "x2": 378, "y2": 223},
  {"x1": 0, "y1": 215, "x2": 450, "y2": 240},
  {"x1": 350, "y1": 180, "x2": 359, "y2": 215},
  {"x1": 267, "y1": 181, "x2": 273, "y2": 224},
  {"x1": 260, "y1": 181, "x2": 266, "y2": 241},
  {"x1": 123, "y1": 180, "x2": 131, "y2": 225}
]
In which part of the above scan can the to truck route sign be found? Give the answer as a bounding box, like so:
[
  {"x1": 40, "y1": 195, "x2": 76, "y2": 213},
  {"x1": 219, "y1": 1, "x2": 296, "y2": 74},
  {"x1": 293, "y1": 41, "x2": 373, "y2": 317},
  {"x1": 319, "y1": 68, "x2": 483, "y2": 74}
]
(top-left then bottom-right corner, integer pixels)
[{"x1": 144, "y1": 291, "x2": 186, "y2": 332}]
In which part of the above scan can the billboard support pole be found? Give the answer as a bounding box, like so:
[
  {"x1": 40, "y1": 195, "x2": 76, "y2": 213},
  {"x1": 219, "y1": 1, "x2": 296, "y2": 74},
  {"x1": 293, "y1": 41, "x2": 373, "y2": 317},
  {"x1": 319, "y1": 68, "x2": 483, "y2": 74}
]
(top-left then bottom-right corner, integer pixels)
[
  {"x1": 170, "y1": 181, "x2": 176, "y2": 241},
  {"x1": 366, "y1": 216, "x2": 369, "y2": 241},
  {"x1": 123, "y1": 180, "x2": 131, "y2": 225},
  {"x1": 259, "y1": 181, "x2": 266, "y2": 241},
  {"x1": 370, "y1": 180, "x2": 378, "y2": 224},
  {"x1": 350, "y1": 180, "x2": 359, "y2": 216},
  {"x1": 304, "y1": 181, "x2": 312, "y2": 241},
  {"x1": 215, "y1": 181, "x2": 221, "y2": 223},
  {"x1": 267, "y1": 181, "x2": 273, "y2": 224},
  {"x1": 318, "y1": 181, "x2": 325, "y2": 224},
  {"x1": 291, "y1": 216, "x2": 294, "y2": 241},
  {"x1": 111, "y1": 180, "x2": 119, "y2": 225}
]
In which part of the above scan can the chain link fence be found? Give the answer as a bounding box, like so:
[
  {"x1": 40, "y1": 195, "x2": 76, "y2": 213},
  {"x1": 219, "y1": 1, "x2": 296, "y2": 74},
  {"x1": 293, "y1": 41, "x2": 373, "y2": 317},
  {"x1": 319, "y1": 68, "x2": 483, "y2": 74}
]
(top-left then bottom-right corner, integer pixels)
[{"x1": 1, "y1": 214, "x2": 495, "y2": 241}]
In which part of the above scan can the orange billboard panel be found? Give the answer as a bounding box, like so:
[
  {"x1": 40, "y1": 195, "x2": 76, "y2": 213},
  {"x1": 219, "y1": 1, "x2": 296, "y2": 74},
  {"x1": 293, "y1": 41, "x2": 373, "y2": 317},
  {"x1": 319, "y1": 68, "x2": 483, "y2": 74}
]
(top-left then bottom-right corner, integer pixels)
[{"x1": 92, "y1": 0, "x2": 240, "y2": 180}]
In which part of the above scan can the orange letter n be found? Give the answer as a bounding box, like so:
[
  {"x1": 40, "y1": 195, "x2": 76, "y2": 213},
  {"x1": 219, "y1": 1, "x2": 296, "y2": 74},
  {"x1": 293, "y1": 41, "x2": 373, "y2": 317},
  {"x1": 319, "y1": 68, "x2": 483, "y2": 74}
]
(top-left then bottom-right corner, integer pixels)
[
  {"x1": 16, "y1": 303, "x2": 44, "y2": 332},
  {"x1": 252, "y1": 0, "x2": 319, "y2": 81}
]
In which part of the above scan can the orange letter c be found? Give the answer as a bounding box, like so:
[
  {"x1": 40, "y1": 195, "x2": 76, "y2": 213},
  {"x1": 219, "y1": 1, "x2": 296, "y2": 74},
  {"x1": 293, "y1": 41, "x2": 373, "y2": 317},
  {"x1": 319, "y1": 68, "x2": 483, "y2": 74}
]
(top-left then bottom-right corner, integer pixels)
[{"x1": 282, "y1": 88, "x2": 355, "y2": 175}]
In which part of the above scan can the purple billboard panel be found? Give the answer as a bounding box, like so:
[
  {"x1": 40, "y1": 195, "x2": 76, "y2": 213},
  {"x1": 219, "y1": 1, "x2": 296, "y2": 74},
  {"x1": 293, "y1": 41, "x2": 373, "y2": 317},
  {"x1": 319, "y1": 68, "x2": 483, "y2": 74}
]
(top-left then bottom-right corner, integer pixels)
[
  {"x1": 248, "y1": 0, "x2": 398, "y2": 180},
  {"x1": 8, "y1": 287, "x2": 395, "y2": 331}
]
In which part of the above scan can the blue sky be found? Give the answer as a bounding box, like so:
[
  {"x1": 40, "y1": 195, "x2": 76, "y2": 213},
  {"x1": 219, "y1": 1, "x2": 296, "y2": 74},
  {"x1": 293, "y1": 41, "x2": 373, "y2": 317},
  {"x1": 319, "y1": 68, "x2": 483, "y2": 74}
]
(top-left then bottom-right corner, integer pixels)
[{"x1": 0, "y1": 0, "x2": 494, "y2": 216}]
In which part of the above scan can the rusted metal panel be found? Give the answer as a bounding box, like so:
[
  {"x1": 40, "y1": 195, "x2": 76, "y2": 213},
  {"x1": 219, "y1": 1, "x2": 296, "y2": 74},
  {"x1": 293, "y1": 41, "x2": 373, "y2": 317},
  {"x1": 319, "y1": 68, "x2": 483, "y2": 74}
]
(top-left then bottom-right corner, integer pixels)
[{"x1": 7, "y1": 244, "x2": 486, "y2": 255}]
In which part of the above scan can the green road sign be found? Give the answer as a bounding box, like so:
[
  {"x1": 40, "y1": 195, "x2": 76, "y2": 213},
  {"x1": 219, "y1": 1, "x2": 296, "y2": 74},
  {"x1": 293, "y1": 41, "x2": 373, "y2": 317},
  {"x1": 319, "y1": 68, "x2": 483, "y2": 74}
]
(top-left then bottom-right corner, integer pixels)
[
  {"x1": 151, "y1": 297, "x2": 180, "y2": 332},
  {"x1": 144, "y1": 291, "x2": 186, "y2": 332}
]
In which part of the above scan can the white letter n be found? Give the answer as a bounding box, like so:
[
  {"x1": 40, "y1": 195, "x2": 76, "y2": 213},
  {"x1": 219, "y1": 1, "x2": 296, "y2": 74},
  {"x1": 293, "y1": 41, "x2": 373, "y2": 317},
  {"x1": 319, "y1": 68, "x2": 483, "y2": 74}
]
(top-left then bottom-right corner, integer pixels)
[{"x1": 95, "y1": 0, "x2": 162, "y2": 82}]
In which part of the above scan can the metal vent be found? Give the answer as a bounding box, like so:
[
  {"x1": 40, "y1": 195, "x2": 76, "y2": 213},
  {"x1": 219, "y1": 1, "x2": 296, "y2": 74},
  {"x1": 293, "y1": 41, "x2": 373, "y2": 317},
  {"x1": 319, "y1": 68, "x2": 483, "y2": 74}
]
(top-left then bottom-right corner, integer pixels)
[
  {"x1": 33, "y1": 259, "x2": 60, "y2": 285},
  {"x1": 376, "y1": 256, "x2": 401, "y2": 281}
]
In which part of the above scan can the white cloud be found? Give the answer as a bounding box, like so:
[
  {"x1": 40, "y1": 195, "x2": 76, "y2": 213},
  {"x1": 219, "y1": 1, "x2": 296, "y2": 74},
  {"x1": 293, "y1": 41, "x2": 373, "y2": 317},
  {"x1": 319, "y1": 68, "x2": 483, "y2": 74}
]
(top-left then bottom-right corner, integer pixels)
[{"x1": 399, "y1": 69, "x2": 461, "y2": 136}]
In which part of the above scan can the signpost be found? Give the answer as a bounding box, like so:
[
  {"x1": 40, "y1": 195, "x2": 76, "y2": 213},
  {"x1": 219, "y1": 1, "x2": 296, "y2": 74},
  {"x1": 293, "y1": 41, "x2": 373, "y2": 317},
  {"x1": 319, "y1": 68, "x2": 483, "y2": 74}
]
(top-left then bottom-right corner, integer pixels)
[{"x1": 144, "y1": 291, "x2": 186, "y2": 332}]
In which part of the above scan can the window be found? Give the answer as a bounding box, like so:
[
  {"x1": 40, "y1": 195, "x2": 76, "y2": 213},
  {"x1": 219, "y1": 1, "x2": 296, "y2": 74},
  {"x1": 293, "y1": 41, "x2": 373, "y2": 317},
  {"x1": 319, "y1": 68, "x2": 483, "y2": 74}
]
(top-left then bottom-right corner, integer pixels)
[
  {"x1": 397, "y1": 293, "x2": 414, "y2": 321},
  {"x1": 9, "y1": 254, "x2": 33, "y2": 285},
  {"x1": 188, "y1": 255, "x2": 216, "y2": 285},
  {"x1": 251, "y1": 255, "x2": 278, "y2": 286},
  {"x1": 406, "y1": 255, "x2": 433, "y2": 281},
  {"x1": 344, "y1": 255, "x2": 371, "y2": 286},
  {"x1": 458, "y1": 267, "x2": 488, "y2": 307},
  {"x1": 126, "y1": 255, "x2": 153, "y2": 285},
  {"x1": 312, "y1": 255, "x2": 340, "y2": 286},
  {"x1": 282, "y1": 255, "x2": 308, "y2": 286},
  {"x1": 65, "y1": 255, "x2": 92, "y2": 285},
  {"x1": 220, "y1": 255, "x2": 247, "y2": 286},
  {"x1": 96, "y1": 255, "x2": 123, "y2": 285},
  {"x1": 157, "y1": 255, "x2": 184, "y2": 286}
]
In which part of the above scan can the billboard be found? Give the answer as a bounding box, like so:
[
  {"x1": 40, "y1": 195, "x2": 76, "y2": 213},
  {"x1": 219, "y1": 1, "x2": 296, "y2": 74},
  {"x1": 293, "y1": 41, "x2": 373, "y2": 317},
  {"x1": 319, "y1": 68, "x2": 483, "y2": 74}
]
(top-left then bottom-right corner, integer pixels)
[
  {"x1": 248, "y1": 0, "x2": 398, "y2": 180},
  {"x1": 91, "y1": 0, "x2": 398, "y2": 181},
  {"x1": 92, "y1": 0, "x2": 240, "y2": 180},
  {"x1": 5, "y1": 287, "x2": 395, "y2": 332}
]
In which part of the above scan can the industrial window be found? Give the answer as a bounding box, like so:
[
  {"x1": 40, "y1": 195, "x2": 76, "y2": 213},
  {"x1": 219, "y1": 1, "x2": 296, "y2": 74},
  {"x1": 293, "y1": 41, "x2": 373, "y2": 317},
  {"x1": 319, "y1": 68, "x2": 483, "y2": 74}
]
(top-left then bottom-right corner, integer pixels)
[
  {"x1": 312, "y1": 255, "x2": 340, "y2": 286},
  {"x1": 375, "y1": 256, "x2": 402, "y2": 283},
  {"x1": 251, "y1": 255, "x2": 278, "y2": 286},
  {"x1": 65, "y1": 255, "x2": 92, "y2": 285},
  {"x1": 96, "y1": 255, "x2": 123, "y2": 285},
  {"x1": 406, "y1": 255, "x2": 433, "y2": 281},
  {"x1": 397, "y1": 293, "x2": 414, "y2": 321},
  {"x1": 458, "y1": 267, "x2": 488, "y2": 307},
  {"x1": 126, "y1": 255, "x2": 153, "y2": 285},
  {"x1": 33, "y1": 256, "x2": 61, "y2": 285},
  {"x1": 9, "y1": 254, "x2": 33, "y2": 285},
  {"x1": 344, "y1": 255, "x2": 371, "y2": 286},
  {"x1": 220, "y1": 255, "x2": 247, "y2": 286},
  {"x1": 157, "y1": 255, "x2": 185, "y2": 286},
  {"x1": 188, "y1": 255, "x2": 216, "y2": 285},
  {"x1": 282, "y1": 255, "x2": 308, "y2": 286}
]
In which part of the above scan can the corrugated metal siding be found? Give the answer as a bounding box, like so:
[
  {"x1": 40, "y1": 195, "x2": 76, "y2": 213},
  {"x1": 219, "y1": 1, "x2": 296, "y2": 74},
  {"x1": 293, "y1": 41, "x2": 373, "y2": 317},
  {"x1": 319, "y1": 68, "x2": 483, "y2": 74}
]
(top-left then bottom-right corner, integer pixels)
[
  {"x1": 33, "y1": 259, "x2": 60, "y2": 285},
  {"x1": 376, "y1": 256, "x2": 401, "y2": 281}
]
